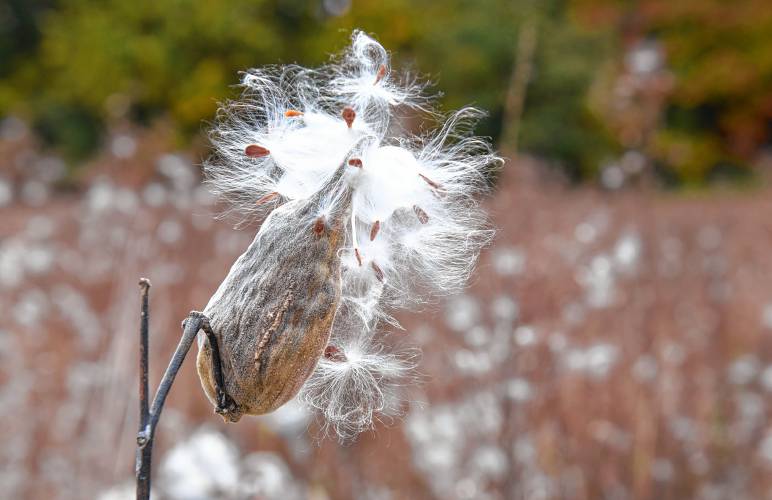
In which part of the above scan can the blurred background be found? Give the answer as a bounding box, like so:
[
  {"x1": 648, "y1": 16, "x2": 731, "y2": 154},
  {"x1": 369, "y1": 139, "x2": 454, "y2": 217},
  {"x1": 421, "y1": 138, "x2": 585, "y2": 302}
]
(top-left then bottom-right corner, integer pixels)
[{"x1": 2, "y1": 1, "x2": 772, "y2": 499}]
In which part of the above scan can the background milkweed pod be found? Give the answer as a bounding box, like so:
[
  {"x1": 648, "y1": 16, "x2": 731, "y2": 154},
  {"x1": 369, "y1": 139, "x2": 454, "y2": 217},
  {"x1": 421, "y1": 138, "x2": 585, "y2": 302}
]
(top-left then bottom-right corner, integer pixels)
[{"x1": 203, "y1": 30, "x2": 501, "y2": 439}]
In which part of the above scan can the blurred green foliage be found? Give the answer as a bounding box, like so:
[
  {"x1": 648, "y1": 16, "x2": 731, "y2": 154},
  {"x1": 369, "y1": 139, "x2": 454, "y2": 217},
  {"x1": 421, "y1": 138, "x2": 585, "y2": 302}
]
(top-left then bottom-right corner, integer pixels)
[
  {"x1": 517, "y1": 3, "x2": 618, "y2": 180},
  {"x1": 0, "y1": 0, "x2": 289, "y2": 158},
  {"x1": 0, "y1": 0, "x2": 528, "y2": 160},
  {"x1": 575, "y1": 0, "x2": 772, "y2": 185},
  {"x1": 1, "y1": 0, "x2": 771, "y2": 185}
]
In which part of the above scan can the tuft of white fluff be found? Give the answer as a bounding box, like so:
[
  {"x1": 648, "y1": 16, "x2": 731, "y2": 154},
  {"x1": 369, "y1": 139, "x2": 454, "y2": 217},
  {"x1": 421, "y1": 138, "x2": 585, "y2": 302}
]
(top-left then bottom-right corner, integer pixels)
[
  {"x1": 300, "y1": 304, "x2": 421, "y2": 440},
  {"x1": 206, "y1": 30, "x2": 501, "y2": 439}
]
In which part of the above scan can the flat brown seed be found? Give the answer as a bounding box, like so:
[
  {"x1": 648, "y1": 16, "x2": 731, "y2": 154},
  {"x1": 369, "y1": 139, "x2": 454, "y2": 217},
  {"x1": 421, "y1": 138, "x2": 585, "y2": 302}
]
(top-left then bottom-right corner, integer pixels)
[
  {"x1": 413, "y1": 205, "x2": 429, "y2": 224},
  {"x1": 418, "y1": 173, "x2": 441, "y2": 190},
  {"x1": 348, "y1": 158, "x2": 363, "y2": 168},
  {"x1": 355, "y1": 248, "x2": 363, "y2": 266},
  {"x1": 284, "y1": 110, "x2": 303, "y2": 117},
  {"x1": 255, "y1": 191, "x2": 280, "y2": 206},
  {"x1": 370, "y1": 220, "x2": 380, "y2": 241},
  {"x1": 324, "y1": 345, "x2": 347, "y2": 362},
  {"x1": 374, "y1": 64, "x2": 388, "y2": 84},
  {"x1": 313, "y1": 216, "x2": 326, "y2": 237},
  {"x1": 371, "y1": 261, "x2": 384, "y2": 282},
  {"x1": 342, "y1": 106, "x2": 356, "y2": 128},
  {"x1": 245, "y1": 144, "x2": 270, "y2": 158}
]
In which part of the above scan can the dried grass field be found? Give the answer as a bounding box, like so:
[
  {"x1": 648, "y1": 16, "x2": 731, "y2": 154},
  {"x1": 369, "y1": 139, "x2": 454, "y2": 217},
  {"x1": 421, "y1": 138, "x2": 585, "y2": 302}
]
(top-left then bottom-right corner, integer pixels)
[{"x1": 3, "y1": 126, "x2": 772, "y2": 499}]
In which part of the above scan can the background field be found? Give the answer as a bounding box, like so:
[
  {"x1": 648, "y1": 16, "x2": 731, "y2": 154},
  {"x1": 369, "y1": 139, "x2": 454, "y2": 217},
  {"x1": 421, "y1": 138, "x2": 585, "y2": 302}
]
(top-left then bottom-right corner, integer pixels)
[{"x1": 2, "y1": 1, "x2": 772, "y2": 499}]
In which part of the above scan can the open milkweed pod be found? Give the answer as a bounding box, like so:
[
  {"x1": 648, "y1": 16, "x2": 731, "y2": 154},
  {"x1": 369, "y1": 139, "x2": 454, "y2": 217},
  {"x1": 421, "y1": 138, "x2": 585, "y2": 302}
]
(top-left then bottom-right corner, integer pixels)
[{"x1": 202, "y1": 30, "x2": 502, "y2": 439}]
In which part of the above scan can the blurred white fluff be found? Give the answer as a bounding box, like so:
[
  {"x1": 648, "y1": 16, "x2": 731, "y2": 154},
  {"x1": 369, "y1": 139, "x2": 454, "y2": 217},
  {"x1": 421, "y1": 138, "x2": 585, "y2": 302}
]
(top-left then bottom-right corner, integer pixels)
[{"x1": 206, "y1": 30, "x2": 500, "y2": 438}]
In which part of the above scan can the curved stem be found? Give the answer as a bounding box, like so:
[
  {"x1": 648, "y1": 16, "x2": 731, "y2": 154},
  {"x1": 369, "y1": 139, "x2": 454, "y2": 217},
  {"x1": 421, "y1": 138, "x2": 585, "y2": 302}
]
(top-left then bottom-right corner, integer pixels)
[{"x1": 146, "y1": 315, "x2": 201, "y2": 436}]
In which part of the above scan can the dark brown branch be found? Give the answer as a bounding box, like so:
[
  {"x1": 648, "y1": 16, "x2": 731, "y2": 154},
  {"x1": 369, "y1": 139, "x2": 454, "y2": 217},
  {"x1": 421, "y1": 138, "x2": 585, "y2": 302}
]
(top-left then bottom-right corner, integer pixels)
[
  {"x1": 135, "y1": 278, "x2": 151, "y2": 499},
  {"x1": 135, "y1": 282, "x2": 204, "y2": 500},
  {"x1": 138, "y1": 280, "x2": 150, "y2": 427}
]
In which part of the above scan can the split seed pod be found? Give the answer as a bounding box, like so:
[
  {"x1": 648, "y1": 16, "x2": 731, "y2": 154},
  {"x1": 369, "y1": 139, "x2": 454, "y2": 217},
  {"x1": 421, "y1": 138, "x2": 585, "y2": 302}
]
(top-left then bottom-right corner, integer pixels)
[
  {"x1": 202, "y1": 30, "x2": 501, "y2": 438},
  {"x1": 198, "y1": 165, "x2": 350, "y2": 421}
]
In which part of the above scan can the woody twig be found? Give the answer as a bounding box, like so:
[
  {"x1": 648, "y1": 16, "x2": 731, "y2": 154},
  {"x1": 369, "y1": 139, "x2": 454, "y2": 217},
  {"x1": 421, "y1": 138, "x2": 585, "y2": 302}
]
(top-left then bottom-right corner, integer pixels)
[{"x1": 135, "y1": 278, "x2": 203, "y2": 500}]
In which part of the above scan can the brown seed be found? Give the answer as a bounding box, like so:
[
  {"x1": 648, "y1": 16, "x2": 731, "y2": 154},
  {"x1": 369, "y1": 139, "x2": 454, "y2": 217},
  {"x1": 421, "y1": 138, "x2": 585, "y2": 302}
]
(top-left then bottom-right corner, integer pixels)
[
  {"x1": 413, "y1": 205, "x2": 429, "y2": 224},
  {"x1": 370, "y1": 220, "x2": 380, "y2": 241},
  {"x1": 355, "y1": 248, "x2": 363, "y2": 267},
  {"x1": 245, "y1": 144, "x2": 270, "y2": 158},
  {"x1": 371, "y1": 261, "x2": 384, "y2": 282},
  {"x1": 374, "y1": 64, "x2": 388, "y2": 84},
  {"x1": 284, "y1": 109, "x2": 303, "y2": 117},
  {"x1": 348, "y1": 158, "x2": 363, "y2": 168},
  {"x1": 342, "y1": 106, "x2": 356, "y2": 128},
  {"x1": 255, "y1": 191, "x2": 280, "y2": 206},
  {"x1": 418, "y1": 173, "x2": 441, "y2": 190},
  {"x1": 324, "y1": 345, "x2": 347, "y2": 362},
  {"x1": 313, "y1": 216, "x2": 326, "y2": 237}
]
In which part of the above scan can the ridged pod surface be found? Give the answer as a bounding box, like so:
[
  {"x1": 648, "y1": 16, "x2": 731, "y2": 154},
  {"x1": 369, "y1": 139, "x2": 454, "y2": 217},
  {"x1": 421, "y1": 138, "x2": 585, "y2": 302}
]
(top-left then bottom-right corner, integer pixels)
[{"x1": 198, "y1": 166, "x2": 350, "y2": 421}]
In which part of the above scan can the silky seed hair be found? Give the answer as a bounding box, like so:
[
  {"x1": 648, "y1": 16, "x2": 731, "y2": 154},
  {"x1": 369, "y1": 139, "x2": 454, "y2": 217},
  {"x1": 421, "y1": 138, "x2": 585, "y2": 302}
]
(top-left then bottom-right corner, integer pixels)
[{"x1": 205, "y1": 30, "x2": 501, "y2": 438}]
